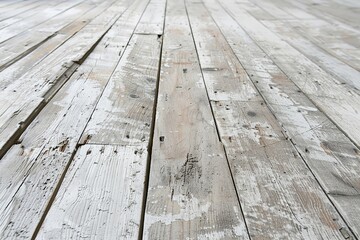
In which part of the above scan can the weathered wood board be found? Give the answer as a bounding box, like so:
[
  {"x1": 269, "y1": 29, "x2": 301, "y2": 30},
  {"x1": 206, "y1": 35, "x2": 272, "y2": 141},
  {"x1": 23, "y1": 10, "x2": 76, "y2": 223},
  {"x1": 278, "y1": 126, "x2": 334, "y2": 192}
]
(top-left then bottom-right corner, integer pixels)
[{"x1": 142, "y1": 0, "x2": 249, "y2": 239}]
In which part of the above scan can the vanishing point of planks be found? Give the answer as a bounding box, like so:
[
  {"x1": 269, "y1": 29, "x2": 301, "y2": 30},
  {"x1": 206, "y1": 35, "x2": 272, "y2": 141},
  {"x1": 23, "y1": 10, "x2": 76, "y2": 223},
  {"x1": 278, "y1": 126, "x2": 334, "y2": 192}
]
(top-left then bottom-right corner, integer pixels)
[{"x1": 0, "y1": 0, "x2": 359, "y2": 239}]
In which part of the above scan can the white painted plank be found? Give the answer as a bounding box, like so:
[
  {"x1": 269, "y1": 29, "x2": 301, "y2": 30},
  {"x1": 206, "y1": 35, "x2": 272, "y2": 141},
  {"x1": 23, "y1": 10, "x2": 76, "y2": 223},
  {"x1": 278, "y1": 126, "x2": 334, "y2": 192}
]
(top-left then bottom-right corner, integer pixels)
[
  {"x1": 261, "y1": 19, "x2": 360, "y2": 91},
  {"x1": 0, "y1": 0, "x2": 118, "y2": 88},
  {"x1": 0, "y1": 0, "x2": 98, "y2": 70},
  {"x1": 0, "y1": 0, "x2": 44, "y2": 21},
  {"x1": 38, "y1": 35, "x2": 160, "y2": 240}
]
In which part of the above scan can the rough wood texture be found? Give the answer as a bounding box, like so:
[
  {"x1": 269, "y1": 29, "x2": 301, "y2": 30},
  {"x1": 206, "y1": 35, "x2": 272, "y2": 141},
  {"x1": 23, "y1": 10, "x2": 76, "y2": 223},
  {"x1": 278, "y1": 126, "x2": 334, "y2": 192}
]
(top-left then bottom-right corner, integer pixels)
[
  {"x1": 142, "y1": 0, "x2": 248, "y2": 239},
  {"x1": 82, "y1": 20, "x2": 162, "y2": 146},
  {"x1": 188, "y1": 1, "x2": 354, "y2": 239},
  {"x1": 0, "y1": 1, "x2": 149, "y2": 237},
  {"x1": 0, "y1": 0, "x2": 132, "y2": 158},
  {"x1": 37, "y1": 144, "x2": 149, "y2": 239},
  {"x1": 219, "y1": 0, "x2": 360, "y2": 151},
  {"x1": 0, "y1": 0, "x2": 359, "y2": 239}
]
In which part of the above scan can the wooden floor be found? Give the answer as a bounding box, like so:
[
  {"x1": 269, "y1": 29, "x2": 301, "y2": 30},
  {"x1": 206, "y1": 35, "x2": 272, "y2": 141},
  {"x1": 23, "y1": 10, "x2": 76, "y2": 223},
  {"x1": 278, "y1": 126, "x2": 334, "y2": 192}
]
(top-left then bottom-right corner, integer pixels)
[{"x1": 0, "y1": 0, "x2": 359, "y2": 239}]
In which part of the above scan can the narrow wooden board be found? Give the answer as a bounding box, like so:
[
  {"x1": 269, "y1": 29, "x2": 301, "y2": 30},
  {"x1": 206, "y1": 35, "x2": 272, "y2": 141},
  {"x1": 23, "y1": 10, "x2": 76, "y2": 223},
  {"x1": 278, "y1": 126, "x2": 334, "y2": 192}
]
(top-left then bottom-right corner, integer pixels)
[
  {"x1": 188, "y1": 1, "x2": 354, "y2": 239},
  {"x1": 203, "y1": 0, "x2": 360, "y2": 237},
  {"x1": 0, "y1": 1, "x2": 62, "y2": 30},
  {"x1": 82, "y1": 35, "x2": 161, "y2": 145},
  {"x1": 0, "y1": 1, "x2": 149, "y2": 237},
  {"x1": 142, "y1": 0, "x2": 249, "y2": 239},
  {"x1": 0, "y1": 0, "x2": 44, "y2": 22},
  {"x1": 135, "y1": 0, "x2": 166, "y2": 35},
  {"x1": 252, "y1": 0, "x2": 360, "y2": 70}
]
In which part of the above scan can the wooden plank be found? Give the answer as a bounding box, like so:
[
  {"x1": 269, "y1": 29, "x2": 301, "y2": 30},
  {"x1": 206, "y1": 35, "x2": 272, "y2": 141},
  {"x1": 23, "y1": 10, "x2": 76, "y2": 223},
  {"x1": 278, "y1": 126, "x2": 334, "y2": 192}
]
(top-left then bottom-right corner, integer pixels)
[
  {"x1": 0, "y1": 0, "x2": 132, "y2": 158},
  {"x1": 81, "y1": 0, "x2": 165, "y2": 145},
  {"x1": 135, "y1": 0, "x2": 166, "y2": 35},
  {"x1": 218, "y1": 0, "x2": 360, "y2": 151},
  {"x1": 0, "y1": 0, "x2": 84, "y2": 43},
  {"x1": 188, "y1": 1, "x2": 354, "y2": 239},
  {"x1": 0, "y1": 1, "x2": 149, "y2": 237},
  {"x1": 279, "y1": 0, "x2": 360, "y2": 30},
  {"x1": 142, "y1": 0, "x2": 248, "y2": 239},
  {"x1": 203, "y1": 0, "x2": 360, "y2": 238},
  {"x1": 81, "y1": 36, "x2": 161, "y2": 145},
  {"x1": 38, "y1": 33, "x2": 161, "y2": 239}
]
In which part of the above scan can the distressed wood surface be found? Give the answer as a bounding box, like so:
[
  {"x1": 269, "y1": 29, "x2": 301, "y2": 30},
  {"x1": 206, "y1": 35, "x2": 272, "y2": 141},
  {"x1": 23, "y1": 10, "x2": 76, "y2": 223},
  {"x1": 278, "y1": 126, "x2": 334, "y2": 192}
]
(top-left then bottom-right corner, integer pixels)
[
  {"x1": 0, "y1": 0, "x2": 99, "y2": 70},
  {"x1": 0, "y1": 0, "x2": 84, "y2": 43},
  {"x1": 81, "y1": 2, "x2": 163, "y2": 145},
  {"x1": 37, "y1": 144, "x2": 149, "y2": 239},
  {"x1": 203, "y1": 0, "x2": 360, "y2": 237},
  {"x1": 135, "y1": 0, "x2": 166, "y2": 35},
  {"x1": 38, "y1": 32, "x2": 162, "y2": 239},
  {"x1": 189, "y1": 1, "x2": 355, "y2": 239},
  {"x1": 0, "y1": 0, "x2": 132, "y2": 158},
  {"x1": 219, "y1": 0, "x2": 360, "y2": 151},
  {"x1": 0, "y1": 0, "x2": 359, "y2": 239},
  {"x1": 0, "y1": 1, "x2": 149, "y2": 237},
  {"x1": 142, "y1": 0, "x2": 248, "y2": 239}
]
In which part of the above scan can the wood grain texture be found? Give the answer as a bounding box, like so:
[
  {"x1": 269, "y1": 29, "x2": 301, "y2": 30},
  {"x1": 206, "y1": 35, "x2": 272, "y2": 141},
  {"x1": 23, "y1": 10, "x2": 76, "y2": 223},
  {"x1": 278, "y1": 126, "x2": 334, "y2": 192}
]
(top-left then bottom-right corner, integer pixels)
[
  {"x1": 0, "y1": 0, "x2": 98, "y2": 70},
  {"x1": 142, "y1": 0, "x2": 248, "y2": 239},
  {"x1": 0, "y1": 0, "x2": 132, "y2": 158},
  {"x1": 37, "y1": 144, "x2": 149, "y2": 240},
  {"x1": 189, "y1": 1, "x2": 354, "y2": 239},
  {"x1": 38, "y1": 35, "x2": 161, "y2": 240},
  {"x1": 135, "y1": 0, "x2": 166, "y2": 35},
  {"x1": 0, "y1": 1, "x2": 116, "y2": 90},
  {"x1": 0, "y1": 1, "x2": 148, "y2": 236},
  {"x1": 0, "y1": 0, "x2": 84, "y2": 43},
  {"x1": 82, "y1": 34, "x2": 161, "y2": 145},
  {"x1": 219, "y1": 0, "x2": 360, "y2": 151}
]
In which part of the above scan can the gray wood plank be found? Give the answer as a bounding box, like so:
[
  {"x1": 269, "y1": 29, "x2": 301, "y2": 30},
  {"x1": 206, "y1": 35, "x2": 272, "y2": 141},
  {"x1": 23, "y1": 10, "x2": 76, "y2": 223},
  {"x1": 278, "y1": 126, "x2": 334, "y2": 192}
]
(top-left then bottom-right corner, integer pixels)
[
  {"x1": 261, "y1": 19, "x2": 360, "y2": 91},
  {"x1": 36, "y1": 144, "x2": 149, "y2": 239},
  {"x1": 142, "y1": 0, "x2": 249, "y2": 239}
]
